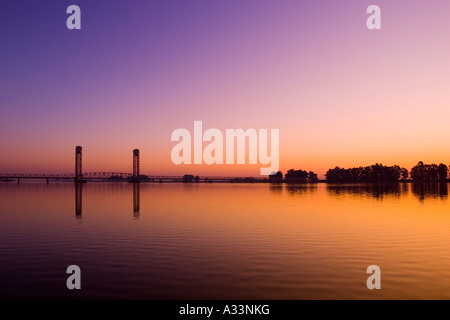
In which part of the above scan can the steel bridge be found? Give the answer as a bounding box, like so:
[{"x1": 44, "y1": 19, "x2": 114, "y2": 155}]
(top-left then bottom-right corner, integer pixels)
[
  {"x1": 0, "y1": 172, "x2": 132, "y2": 180},
  {"x1": 0, "y1": 173, "x2": 265, "y2": 182},
  {"x1": 0, "y1": 146, "x2": 266, "y2": 183}
]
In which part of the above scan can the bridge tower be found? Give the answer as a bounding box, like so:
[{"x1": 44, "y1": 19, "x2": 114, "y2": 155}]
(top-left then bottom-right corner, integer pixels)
[
  {"x1": 75, "y1": 146, "x2": 83, "y2": 183},
  {"x1": 132, "y1": 149, "x2": 140, "y2": 183}
]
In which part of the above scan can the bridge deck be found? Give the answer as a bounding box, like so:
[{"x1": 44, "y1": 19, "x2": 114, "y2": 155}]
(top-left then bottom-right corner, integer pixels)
[{"x1": 0, "y1": 173, "x2": 267, "y2": 181}]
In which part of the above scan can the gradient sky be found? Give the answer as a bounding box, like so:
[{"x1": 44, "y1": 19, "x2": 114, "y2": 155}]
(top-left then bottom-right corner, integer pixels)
[{"x1": 1, "y1": 0, "x2": 450, "y2": 177}]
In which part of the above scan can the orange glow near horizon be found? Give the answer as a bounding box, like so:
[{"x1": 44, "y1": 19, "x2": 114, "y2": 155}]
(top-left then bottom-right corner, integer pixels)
[
  {"x1": 2, "y1": 1, "x2": 450, "y2": 178},
  {"x1": 1, "y1": 139, "x2": 449, "y2": 179}
]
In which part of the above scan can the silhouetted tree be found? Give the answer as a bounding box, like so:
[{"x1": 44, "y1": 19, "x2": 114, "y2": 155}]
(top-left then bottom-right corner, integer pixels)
[
  {"x1": 325, "y1": 167, "x2": 344, "y2": 183},
  {"x1": 410, "y1": 161, "x2": 425, "y2": 181},
  {"x1": 285, "y1": 169, "x2": 308, "y2": 183},
  {"x1": 400, "y1": 167, "x2": 409, "y2": 180},
  {"x1": 410, "y1": 161, "x2": 442, "y2": 181},
  {"x1": 326, "y1": 164, "x2": 407, "y2": 183},
  {"x1": 308, "y1": 171, "x2": 318, "y2": 182},
  {"x1": 269, "y1": 171, "x2": 283, "y2": 183},
  {"x1": 438, "y1": 163, "x2": 448, "y2": 180}
]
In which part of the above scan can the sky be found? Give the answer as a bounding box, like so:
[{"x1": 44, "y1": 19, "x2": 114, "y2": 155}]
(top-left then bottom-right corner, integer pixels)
[{"x1": 1, "y1": 0, "x2": 450, "y2": 177}]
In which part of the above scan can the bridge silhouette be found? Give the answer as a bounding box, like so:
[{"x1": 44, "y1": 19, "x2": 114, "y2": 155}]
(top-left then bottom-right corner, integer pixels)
[{"x1": 0, "y1": 146, "x2": 266, "y2": 183}]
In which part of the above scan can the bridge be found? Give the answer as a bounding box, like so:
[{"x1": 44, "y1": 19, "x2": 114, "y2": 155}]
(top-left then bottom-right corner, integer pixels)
[
  {"x1": 0, "y1": 172, "x2": 265, "y2": 183},
  {"x1": 0, "y1": 172, "x2": 132, "y2": 181},
  {"x1": 0, "y1": 146, "x2": 267, "y2": 183}
]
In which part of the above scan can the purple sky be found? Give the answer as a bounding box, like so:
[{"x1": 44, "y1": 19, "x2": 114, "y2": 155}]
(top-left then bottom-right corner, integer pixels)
[{"x1": 1, "y1": 1, "x2": 450, "y2": 176}]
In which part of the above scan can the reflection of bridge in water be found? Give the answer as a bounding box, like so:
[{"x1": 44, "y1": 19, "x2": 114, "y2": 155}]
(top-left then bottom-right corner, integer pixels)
[
  {"x1": 75, "y1": 183, "x2": 141, "y2": 221},
  {"x1": 0, "y1": 146, "x2": 266, "y2": 183}
]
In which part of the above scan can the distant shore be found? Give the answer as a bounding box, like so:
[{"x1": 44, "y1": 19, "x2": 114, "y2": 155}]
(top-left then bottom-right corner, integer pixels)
[{"x1": 2, "y1": 178, "x2": 450, "y2": 184}]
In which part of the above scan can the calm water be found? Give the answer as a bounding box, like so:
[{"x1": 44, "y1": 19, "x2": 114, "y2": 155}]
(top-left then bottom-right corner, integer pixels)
[{"x1": 0, "y1": 182, "x2": 449, "y2": 299}]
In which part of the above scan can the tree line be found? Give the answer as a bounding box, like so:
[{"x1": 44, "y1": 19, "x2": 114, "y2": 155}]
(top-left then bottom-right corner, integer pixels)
[
  {"x1": 269, "y1": 169, "x2": 318, "y2": 183},
  {"x1": 269, "y1": 162, "x2": 449, "y2": 183}
]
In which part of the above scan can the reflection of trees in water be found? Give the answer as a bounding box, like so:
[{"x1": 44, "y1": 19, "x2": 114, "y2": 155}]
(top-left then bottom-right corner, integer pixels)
[
  {"x1": 326, "y1": 183, "x2": 407, "y2": 199},
  {"x1": 412, "y1": 182, "x2": 448, "y2": 202},
  {"x1": 268, "y1": 184, "x2": 317, "y2": 195},
  {"x1": 326, "y1": 183, "x2": 449, "y2": 201},
  {"x1": 285, "y1": 184, "x2": 317, "y2": 195},
  {"x1": 269, "y1": 185, "x2": 283, "y2": 193}
]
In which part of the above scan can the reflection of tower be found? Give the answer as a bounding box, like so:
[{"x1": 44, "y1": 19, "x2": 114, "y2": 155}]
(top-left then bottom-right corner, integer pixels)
[
  {"x1": 133, "y1": 183, "x2": 140, "y2": 219},
  {"x1": 132, "y1": 149, "x2": 140, "y2": 183},
  {"x1": 75, "y1": 146, "x2": 83, "y2": 183},
  {"x1": 75, "y1": 182, "x2": 83, "y2": 220}
]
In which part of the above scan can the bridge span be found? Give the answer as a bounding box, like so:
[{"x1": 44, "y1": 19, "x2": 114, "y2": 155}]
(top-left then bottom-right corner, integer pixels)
[
  {"x1": 0, "y1": 147, "x2": 267, "y2": 183},
  {"x1": 0, "y1": 172, "x2": 266, "y2": 183}
]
